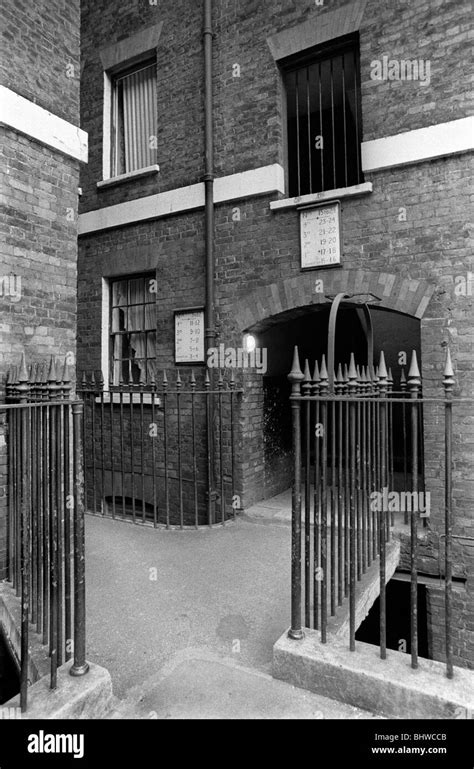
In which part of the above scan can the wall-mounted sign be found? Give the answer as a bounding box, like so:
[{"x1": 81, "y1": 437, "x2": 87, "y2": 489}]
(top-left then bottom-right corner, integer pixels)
[
  {"x1": 174, "y1": 308, "x2": 205, "y2": 364},
  {"x1": 299, "y1": 201, "x2": 342, "y2": 269}
]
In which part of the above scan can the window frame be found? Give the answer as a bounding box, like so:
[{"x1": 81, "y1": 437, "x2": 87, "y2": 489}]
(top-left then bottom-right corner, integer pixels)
[
  {"x1": 109, "y1": 57, "x2": 157, "y2": 178},
  {"x1": 102, "y1": 54, "x2": 158, "y2": 182},
  {"x1": 107, "y1": 272, "x2": 157, "y2": 389},
  {"x1": 280, "y1": 33, "x2": 364, "y2": 198}
]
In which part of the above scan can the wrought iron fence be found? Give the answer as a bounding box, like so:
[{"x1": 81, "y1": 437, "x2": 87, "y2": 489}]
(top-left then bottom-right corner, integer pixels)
[
  {"x1": 77, "y1": 370, "x2": 242, "y2": 528},
  {"x1": 4, "y1": 355, "x2": 89, "y2": 712},
  {"x1": 287, "y1": 345, "x2": 461, "y2": 679}
]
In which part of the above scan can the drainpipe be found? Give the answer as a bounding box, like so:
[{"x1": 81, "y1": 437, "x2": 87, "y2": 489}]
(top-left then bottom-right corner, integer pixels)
[{"x1": 203, "y1": 0, "x2": 216, "y2": 523}]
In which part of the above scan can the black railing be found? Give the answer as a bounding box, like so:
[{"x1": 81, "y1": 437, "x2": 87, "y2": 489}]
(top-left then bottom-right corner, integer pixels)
[
  {"x1": 4, "y1": 355, "x2": 89, "y2": 712},
  {"x1": 288, "y1": 345, "x2": 461, "y2": 679},
  {"x1": 78, "y1": 370, "x2": 242, "y2": 528}
]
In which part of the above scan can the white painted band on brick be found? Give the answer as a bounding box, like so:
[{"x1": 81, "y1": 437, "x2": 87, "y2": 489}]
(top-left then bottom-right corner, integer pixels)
[
  {"x1": 270, "y1": 182, "x2": 373, "y2": 211},
  {"x1": 362, "y1": 117, "x2": 474, "y2": 172},
  {"x1": 79, "y1": 164, "x2": 285, "y2": 234},
  {"x1": 214, "y1": 164, "x2": 285, "y2": 203},
  {"x1": 81, "y1": 183, "x2": 204, "y2": 234},
  {"x1": 0, "y1": 86, "x2": 88, "y2": 163}
]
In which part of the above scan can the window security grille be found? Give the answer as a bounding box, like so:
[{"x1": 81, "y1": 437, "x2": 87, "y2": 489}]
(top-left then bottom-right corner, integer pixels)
[{"x1": 284, "y1": 42, "x2": 363, "y2": 197}]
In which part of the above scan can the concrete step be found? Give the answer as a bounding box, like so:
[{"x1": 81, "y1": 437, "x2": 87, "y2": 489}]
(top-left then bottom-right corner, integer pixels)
[
  {"x1": 273, "y1": 629, "x2": 474, "y2": 720},
  {"x1": 103, "y1": 651, "x2": 384, "y2": 720}
]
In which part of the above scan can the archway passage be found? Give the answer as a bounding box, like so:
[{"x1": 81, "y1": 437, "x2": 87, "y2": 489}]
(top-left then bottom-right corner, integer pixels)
[{"x1": 253, "y1": 303, "x2": 421, "y2": 503}]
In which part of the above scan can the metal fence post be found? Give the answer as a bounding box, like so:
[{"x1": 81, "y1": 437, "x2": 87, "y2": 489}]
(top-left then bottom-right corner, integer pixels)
[
  {"x1": 18, "y1": 354, "x2": 30, "y2": 711},
  {"x1": 378, "y1": 352, "x2": 388, "y2": 660},
  {"x1": 348, "y1": 354, "x2": 358, "y2": 652},
  {"x1": 70, "y1": 400, "x2": 89, "y2": 677},
  {"x1": 408, "y1": 351, "x2": 421, "y2": 670},
  {"x1": 443, "y1": 349, "x2": 454, "y2": 679},
  {"x1": 288, "y1": 346, "x2": 304, "y2": 640}
]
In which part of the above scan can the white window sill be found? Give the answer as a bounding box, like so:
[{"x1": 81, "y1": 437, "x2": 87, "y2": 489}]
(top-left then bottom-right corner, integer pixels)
[
  {"x1": 97, "y1": 165, "x2": 160, "y2": 190},
  {"x1": 95, "y1": 392, "x2": 161, "y2": 406},
  {"x1": 269, "y1": 182, "x2": 373, "y2": 211}
]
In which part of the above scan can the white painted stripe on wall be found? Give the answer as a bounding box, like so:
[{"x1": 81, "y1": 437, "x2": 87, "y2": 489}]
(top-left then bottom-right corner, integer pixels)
[
  {"x1": 0, "y1": 85, "x2": 88, "y2": 163},
  {"x1": 79, "y1": 164, "x2": 285, "y2": 234},
  {"x1": 214, "y1": 164, "x2": 285, "y2": 202},
  {"x1": 79, "y1": 182, "x2": 205, "y2": 234},
  {"x1": 362, "y1": 117, "x2": 474, "y2": 172}
]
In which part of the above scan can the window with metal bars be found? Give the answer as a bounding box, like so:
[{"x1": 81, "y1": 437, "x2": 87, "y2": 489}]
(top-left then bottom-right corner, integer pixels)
[
  {"x1": 109, "y1": 274, "x2": 157, "y2": 386},
  {"x1": 283, "y1": 37, "x2": 363, "y2": 197},
  {"x1": 111, "y1": 60, "x2": 157, "y2": 176}
]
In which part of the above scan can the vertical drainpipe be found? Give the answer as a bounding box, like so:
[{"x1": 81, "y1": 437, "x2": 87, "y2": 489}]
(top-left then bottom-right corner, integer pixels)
[{"x1": 203, "y1": 0, "x2": 216, "y2": 523}]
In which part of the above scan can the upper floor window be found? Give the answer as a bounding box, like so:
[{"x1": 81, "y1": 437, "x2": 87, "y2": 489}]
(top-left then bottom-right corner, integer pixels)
[
  {"x1": 282, "y1": 37, "x2": 363, "y2": 197},
  {"x1": 110, "y1": 274, "x2": 157, "y2": 386},
  {"x1": 111, "y1": 60, "x2": 157, "y2": 177}
]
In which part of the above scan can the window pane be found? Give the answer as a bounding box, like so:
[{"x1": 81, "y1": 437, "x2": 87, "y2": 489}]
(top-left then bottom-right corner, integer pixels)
[
  {"x1": 147, "y1": 360, "x2": 157, "y2": 383},
  {"x1": 129, "y1": 333, "x2": 147, "y2": 360},
  {"x1": 112, "y1": 307, "x2": 126, "y2": 332},
  {"x1": 285, "y1": 70, "x2": 299, "y2": 197},
  {"x1": 147, "y1": 332, "x2": 156, "y2": 358},
  {"x1": 112, "y1": 334, "x2": 123, "y2": 360},
  {"x1": 112, "y1": 280, "x2": 128, "y2": 307},
  {"x1": 128, "y1": 305, "x2": 144, "y2": 331},
  {"x1": 129, "y1": 277, "x2": 145, "y2": 304},
  {"x1": 331, "y1": 55, "x2": 345, "y2": 188},
  {"x1": 308, "y1": 62, "x2": 323, "y2": 194},
  {"x1": 118, "y1": 64, "x2": 157, "y2": 174},
  {"x1": 145, "y1": 304, "x2": 155, "y2": 330}
]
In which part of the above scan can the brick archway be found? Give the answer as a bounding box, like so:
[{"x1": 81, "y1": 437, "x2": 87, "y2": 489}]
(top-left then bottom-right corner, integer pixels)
[{"x1": 232, "y1": 269, "x2": 434, "y2": 333}]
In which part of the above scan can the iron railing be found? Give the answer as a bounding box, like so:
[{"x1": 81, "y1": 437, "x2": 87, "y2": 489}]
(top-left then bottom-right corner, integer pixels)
[
  {"x1": 288, "y1": 345, "x2": 461, "y2": 679},
  {"x1": 78, "y1": 370, "x2": 242, "y2": 528},
  {"x1": 4, "y1": 355, "x2": 89, "y2": 711}
]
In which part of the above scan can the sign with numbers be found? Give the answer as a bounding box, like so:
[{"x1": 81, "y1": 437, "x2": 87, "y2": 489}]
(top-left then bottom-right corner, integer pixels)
[
  {"x1": 174, "y1": 308, "x2": 205, "y2": 364},
  {"x1": 299, "y1": 202, "x2": 342, "y2": 269}
]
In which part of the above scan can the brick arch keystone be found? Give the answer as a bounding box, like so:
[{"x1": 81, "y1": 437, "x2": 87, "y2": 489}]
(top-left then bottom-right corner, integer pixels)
[{"x1": 232, "y1": 270, "x2": 435, "y2": 333}]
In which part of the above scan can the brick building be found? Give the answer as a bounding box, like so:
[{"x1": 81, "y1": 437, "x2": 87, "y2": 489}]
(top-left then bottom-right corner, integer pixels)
[
  {"x1": 0, "y1": 0, "x2": 87, "y2": 578},
  {"x1": 77, "y1": 0, "x2": 473, "y2": 667}
]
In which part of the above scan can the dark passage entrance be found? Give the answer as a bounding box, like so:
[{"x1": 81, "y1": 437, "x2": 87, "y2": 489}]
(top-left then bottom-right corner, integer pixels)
[
  {"x1": 259, "y1": 303, "x2": 421, "y2": 500},
  {"x1": 355, "y1": 577, "x2": 429, "y2": 658}
]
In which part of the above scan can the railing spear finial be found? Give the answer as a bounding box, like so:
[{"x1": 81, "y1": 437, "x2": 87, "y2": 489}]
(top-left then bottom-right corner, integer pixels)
[
  {"x1": 302, "y1": 359, "x2": 311, "y2": 396},
  {"x1": 443, "y1": 347, "x2": 455, "y2": 392},
  {"x1": 288, "y1": 346, "x2": 304, "y2": 384},
  {"x1": 408, "y1": 350, "x2": 421, "y2": 389},
  {"x1": 378, "y1": 351, "x2": 388, "y2": 386}
]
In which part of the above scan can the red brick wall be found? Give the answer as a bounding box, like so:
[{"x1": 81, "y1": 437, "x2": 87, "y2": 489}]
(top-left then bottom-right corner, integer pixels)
[
  {"x1": 0, "y1": 0, "x2": 81, "y2": 578},
  {"x1": 1, "y1": 0, "x2": 80, "y2": 124}
]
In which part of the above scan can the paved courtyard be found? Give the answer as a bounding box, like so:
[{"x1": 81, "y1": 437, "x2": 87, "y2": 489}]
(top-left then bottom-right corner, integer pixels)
[{"x1": 85, "y1": 513, "x2": 379, "y2": 718}]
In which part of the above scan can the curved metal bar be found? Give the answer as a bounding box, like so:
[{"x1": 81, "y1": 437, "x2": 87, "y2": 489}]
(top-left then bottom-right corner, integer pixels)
[
  {"x1": 327, "y1": 293, "x2": 349, "y2": 392},
  {"x1": 328, "y1": 296, "x2": 374, "y2": 391}
]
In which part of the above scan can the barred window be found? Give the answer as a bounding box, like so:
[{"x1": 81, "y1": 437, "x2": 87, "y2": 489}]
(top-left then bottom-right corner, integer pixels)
[
  {"x1": 110, "y1": 275, "x2": 157, "y2": 386},
  {"x1": 111, "y1": 61, "x2": 157, "y2": 176},
  {"x1": 283, "y1": 37, "x2": 363, "y2": 197}
]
